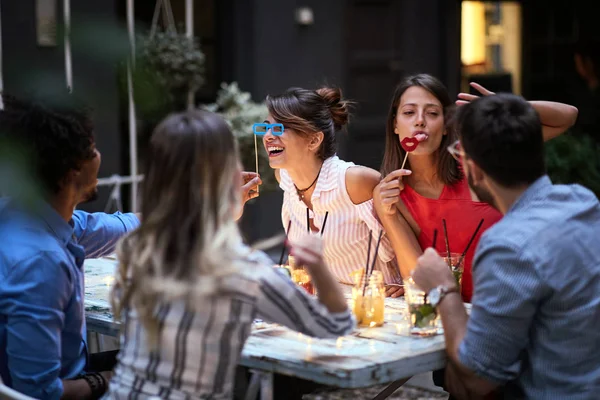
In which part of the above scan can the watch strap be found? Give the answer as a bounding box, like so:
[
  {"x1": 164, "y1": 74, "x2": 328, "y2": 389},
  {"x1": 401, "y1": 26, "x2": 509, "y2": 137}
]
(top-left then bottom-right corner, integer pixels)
[{"x1": 436, "y1": 284, "x2": 460, "y2": 307}]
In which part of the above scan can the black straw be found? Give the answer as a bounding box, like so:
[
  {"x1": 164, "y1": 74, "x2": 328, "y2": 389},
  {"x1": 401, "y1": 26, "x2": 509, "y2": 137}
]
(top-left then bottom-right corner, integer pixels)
[
  {"x1": 368, "y1": 230, "x2": 384, "y2": 278},
  {"x1": 432, "y1": 229, "x2": 438, "y2": 250},
  {"x1": 458, "y1": 219, "x2": 484, "y2": 265},
  {"x1": 278, "y1": 220, "x2": 292, "y2": 265},
  {"x1": 362, "y1": 231, "x2": 373, "y2": 296},
  {"x1": 442, "y1": 219, "x2": 452, "y2": 267},
  {"x1": 320, "y1": 211, "x2": 329, "y2": 236},
  {"x1": 306, "y1": 208, "x2": 310, "y2": 233}
]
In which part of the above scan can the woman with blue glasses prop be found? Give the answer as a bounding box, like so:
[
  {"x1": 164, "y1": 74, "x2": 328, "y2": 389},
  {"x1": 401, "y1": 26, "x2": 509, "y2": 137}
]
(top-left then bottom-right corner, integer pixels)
[{"x1": 252, "y1": 86, "x2": 403, "y2": 296}]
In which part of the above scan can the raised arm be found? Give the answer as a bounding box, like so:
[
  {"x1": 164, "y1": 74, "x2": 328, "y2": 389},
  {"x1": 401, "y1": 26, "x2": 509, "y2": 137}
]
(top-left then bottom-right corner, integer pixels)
[
  {"x1": 457, "y1": 82, "x2": 578, "y2": 141},
  {"x1": 255, "y1": 235, "x2": 354, "y2": 338},
  {"x1": 412, "y1": 240, "x2": 542, "y2": 398},
  {"x1": 372, "y1": 171, "x2": 423, "y2": 278},
  {"x1": 73, "y1": 211, "x2": 140, "y2": 258},
  {"x1": 529, "y1": 100, "x2": 578, "y2": 140}
]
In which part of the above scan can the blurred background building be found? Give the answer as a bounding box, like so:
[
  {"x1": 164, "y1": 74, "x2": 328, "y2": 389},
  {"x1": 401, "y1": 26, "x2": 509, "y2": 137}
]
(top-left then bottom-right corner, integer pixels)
[{"x1": 2, "y1": 0, "x2": 599, "y2": 241}]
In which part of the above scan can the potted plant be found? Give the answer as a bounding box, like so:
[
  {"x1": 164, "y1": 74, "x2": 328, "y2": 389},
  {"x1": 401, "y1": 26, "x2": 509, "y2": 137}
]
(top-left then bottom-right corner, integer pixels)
[
  {"x1": 136, "y1": 30, "x2": 205, "y2": 112},
  {"x1": 204, "y1": 83, "x2": 283, "y2": 244},
  {"x1": 203, "y1": 82, "x2": 277, "y2": 192},
  {"x1": 120, "y1": 30, "x2": 206, "y2": 166}
]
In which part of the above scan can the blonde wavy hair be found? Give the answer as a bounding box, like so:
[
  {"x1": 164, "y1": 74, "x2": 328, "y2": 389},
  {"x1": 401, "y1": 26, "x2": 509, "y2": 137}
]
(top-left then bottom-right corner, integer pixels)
[{"x1": 111, "y1": 110, "x2": 250, "y2": 348}]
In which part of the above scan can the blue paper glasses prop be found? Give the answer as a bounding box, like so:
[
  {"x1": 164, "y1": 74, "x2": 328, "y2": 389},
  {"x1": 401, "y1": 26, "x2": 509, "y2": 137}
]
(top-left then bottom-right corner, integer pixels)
[{"x1": 253, "y1": 123, "x2": 284, "y2": 136}]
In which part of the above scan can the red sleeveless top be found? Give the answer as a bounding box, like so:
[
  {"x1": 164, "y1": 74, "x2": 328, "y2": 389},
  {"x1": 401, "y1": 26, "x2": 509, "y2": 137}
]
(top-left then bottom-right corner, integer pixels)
[{"x1": 400, "y1": 176, "x2": 502, "y2": 302}]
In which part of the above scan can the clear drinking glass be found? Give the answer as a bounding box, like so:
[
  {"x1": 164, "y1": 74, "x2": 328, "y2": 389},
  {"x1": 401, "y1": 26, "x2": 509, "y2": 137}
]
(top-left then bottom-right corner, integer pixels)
[
  {"x1": 440, "y1": 252, "x2": 464, "y2": 291},
  {"x1": 288, "y1": 255, "x2": 315, "y2": 295},
  {"x1": 404, "y1": 277, "x2": 438, "y2": 336}
]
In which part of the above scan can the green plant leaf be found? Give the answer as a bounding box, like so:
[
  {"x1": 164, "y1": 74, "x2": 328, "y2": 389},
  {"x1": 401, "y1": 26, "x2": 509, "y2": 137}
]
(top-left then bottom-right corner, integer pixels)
[
  {"x1": 202, "y1": 82, "x2": 277, "y2": 192},
  {"x1": 545, "y1": 133, "x2": 600, "y2": 196}
]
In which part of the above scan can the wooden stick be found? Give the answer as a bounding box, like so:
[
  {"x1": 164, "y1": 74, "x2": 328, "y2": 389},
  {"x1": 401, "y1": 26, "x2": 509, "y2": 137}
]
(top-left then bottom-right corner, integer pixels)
[
  {"x1": 254, "y1": 133, "x2": 259, "y2": 195},
  {"x1": 432, "y1": 229, "x2": 438, "y2": 250},
  {"x1": 400, "y1": 152, "x2": 409, "y2": 170}
]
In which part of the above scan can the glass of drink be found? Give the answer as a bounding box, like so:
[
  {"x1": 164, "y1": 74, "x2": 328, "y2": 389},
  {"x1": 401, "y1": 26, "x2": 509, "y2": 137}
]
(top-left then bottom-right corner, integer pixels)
[
  {"x1": 351, "y1": 269, "x2": 385, "y2": 327},
  {"x1": 404, "y1": 277, "x2": 438, "y2": 336},
  {"x1": 288, "y1": 255, "x2": 315, "y2": 295},
  {"x1": 440, "y1": 252, "x2": 464, "y2": 291}
]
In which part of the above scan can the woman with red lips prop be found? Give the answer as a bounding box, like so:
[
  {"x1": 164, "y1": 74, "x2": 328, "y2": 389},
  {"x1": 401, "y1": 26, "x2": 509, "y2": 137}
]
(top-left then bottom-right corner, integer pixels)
[{"x1": 373, "y1": 74, "x2": 578, "y2": 302}]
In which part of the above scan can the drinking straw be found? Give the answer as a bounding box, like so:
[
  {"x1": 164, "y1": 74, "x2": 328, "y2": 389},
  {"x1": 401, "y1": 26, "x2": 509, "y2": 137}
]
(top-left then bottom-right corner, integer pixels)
[
  {"x1": 362, "y1": 231, "x2": 373, "y2": 296},
  {"x1": 442, "y1": 219, "x2": 451, "y2": 267},
  {"x1": 368, "y1": 230, "x2": 384, "y2": 278},
  {"x1": 320, "y1": 211, "x2": 329, "y2": 236},
  {"x1": 432, "y1": 229, "x2": 438, "y2": 250},
  {"x1": 306, "y1": 208, "x2": 310, "y2": 233},
  {"x1": 278, "y1": 220, "x2": 292, "y2": 265},
  {"x1": 254, "y1": 134, "x2": 259, "y2": 195},
  {"x1": 458, "y1": 218, "x2": 484, "y2": 266}
]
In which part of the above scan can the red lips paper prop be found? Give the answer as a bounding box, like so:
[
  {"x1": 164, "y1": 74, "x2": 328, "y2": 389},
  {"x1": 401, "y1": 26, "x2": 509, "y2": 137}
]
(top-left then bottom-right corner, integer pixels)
[{"x1": 401, "y1": 137, "x2": 420, "y2": 152}]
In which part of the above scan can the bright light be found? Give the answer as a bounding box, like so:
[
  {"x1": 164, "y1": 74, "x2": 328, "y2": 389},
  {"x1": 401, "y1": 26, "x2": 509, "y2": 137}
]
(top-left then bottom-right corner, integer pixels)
[{"x1": 461, "y1": 2, "x2": 486, "y2": 66}]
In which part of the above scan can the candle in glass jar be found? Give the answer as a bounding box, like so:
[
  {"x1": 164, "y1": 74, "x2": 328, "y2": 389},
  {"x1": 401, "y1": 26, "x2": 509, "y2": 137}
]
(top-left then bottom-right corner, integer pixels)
[{"x1": 351, "y1": 269, "x2": 385, "y2": 327}]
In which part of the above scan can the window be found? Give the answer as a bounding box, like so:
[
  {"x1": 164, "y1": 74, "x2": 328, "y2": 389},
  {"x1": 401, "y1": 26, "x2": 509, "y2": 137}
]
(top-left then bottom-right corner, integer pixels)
[{"x1": 461, "y1": 1, "x2": 522, "y2": 94}]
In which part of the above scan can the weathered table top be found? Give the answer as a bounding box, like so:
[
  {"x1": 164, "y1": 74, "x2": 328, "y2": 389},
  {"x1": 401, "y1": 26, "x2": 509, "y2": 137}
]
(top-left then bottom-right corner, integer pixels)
[{"x1": 84, "y1": 258, "x2": 450, "y2": 389}]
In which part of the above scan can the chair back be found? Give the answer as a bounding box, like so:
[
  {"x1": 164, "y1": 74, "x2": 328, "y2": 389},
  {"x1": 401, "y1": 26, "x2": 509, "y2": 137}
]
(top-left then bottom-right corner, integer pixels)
[{"x1": 0, "y1": 377, "x2": 37, "y2": 400}]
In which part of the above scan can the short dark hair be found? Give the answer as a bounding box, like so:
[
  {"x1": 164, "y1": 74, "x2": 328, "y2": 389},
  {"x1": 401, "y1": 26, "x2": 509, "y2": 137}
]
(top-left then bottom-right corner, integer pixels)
[
  {"x1": 266, "y1": 87, "x2": 352, "y2": 160},
  {"x1": 454, "y1": 93, "x2": 545, "y2": 187},
  {"x1": 0, "y1": 93, "x2": 95, "y2": 195},
  {"x1": 380, "y1": 74, "x2": 462, "y2": 185}
]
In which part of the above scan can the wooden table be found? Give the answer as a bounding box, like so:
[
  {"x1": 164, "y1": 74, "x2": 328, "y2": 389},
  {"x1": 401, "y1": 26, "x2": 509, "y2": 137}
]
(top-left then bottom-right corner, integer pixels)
[{"x1": 84, "y1": 258, "x2": 451, "y2": 399}]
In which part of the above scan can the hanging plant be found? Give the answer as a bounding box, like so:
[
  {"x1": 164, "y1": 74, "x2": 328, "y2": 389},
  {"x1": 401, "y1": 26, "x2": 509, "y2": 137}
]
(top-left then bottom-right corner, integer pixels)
[
  {"x1": 132, "y1": 30, "x2": 205, "y2": 118},
  {"x1": 138, "y1": 30, "x2": 205, "y2": 96}
]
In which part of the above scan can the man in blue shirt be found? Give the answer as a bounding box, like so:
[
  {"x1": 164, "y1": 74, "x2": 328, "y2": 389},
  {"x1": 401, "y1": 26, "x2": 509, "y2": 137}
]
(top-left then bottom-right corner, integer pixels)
[
  {"x1": 413, "y1": 93, "x2": 600, "y2": 399},
  {"x1": 0, "y1": 94, "x2": 140, "y2": 399}
]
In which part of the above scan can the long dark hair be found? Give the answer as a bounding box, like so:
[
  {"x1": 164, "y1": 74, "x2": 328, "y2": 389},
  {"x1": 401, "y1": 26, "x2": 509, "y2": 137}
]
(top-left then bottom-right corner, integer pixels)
[
  {"x1": 266, "y1": 87, "x2": 352, "y2": 160},
  {"x1": 380, "y1": 74, "x2": 462, "y2": 185},
  {"x1": 113, "y1": 110, "x2": 248, "y2": 348}
]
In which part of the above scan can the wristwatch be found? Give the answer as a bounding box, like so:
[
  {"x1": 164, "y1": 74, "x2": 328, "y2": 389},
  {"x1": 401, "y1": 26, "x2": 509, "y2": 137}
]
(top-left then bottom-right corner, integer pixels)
[{"x1": 428, "y1": 285, "x2": 459, "y2": 308}]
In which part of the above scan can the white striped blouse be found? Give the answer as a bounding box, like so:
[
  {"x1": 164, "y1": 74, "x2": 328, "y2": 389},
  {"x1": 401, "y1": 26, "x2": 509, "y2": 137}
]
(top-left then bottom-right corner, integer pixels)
[
  {"x1": 280, "y1": 156, "x2": 400, "y2": 285},
  {"x1": 104, "y1": 248, "x2": 355, "y2": 400}
]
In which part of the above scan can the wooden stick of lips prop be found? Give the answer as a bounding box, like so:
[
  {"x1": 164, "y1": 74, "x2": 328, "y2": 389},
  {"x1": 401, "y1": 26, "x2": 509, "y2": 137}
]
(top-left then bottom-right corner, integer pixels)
[{"x1": 400, "y1": 136, "x2": 420, "y2": 169}]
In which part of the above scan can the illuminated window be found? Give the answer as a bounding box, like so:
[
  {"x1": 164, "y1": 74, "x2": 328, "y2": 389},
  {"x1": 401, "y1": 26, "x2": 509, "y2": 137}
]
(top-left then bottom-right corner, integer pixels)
[{"x1": 461, "y1": 1, "x2": 522, "y2": 94}]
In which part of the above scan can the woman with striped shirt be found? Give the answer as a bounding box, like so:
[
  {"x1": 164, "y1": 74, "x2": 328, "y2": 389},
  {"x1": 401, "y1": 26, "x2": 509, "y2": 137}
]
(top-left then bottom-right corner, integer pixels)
[
  {"x1": 105, "y1": 110, "x2": 354, "y2": 400},
  {"x1": 261, "y1": 87, "x2": 404, "y2": 298}
]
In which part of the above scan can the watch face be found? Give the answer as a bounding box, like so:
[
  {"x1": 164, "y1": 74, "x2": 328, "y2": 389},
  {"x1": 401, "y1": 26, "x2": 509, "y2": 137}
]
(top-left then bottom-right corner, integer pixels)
[{"x1": 429, "y1": 288, "x2": 441, "y2": 306}]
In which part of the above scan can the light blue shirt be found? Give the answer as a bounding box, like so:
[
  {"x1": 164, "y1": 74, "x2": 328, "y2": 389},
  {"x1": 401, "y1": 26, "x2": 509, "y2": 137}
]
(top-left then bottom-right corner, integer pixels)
[
  {"x1": 0, "y1": 198, "x2": 139, "y2": 399},
  {"x1": 458, "y1": 176, "x2": 600, "y2": 399}
]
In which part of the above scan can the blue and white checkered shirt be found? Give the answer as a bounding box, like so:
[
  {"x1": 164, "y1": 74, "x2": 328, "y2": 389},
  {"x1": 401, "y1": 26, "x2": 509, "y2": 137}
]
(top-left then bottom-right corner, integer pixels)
[{"x1": 459, "y1": 176, "x2": 600, "y2": 399}]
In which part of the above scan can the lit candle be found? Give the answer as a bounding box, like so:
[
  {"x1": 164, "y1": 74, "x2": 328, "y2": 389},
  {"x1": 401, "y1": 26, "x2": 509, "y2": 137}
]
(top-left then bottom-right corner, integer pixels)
[{"x1": 102, "y1": 276, "x2": 115, "y2": 287}]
